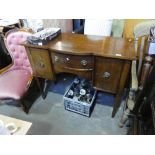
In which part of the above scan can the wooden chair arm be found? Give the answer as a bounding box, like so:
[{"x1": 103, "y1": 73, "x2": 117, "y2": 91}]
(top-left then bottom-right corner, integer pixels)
[
  {"x1": 131, "y1": 60, "x2": 138, "y2": 91},
  {"x1": 27, "y1": 76, "x2": 33, "y2": 88},
  {"x1": 0, "y1": 64, "x2": 12, "y2": 74}
]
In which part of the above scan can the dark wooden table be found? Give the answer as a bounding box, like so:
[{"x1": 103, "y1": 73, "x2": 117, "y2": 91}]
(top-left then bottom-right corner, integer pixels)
[{"x1": 23, "y1": 33, "x2": 136, "y2": 117}]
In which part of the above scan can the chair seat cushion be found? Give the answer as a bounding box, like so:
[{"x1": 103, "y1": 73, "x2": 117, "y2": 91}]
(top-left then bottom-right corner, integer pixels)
[{"x1": 0, "y1": 69, "x2": 32, "y2": 100}]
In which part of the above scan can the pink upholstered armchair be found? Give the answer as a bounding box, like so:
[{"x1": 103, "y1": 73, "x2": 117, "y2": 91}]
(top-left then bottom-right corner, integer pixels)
[{"x1": 0, "y1": 28, "x2": 34, "y2": 113}]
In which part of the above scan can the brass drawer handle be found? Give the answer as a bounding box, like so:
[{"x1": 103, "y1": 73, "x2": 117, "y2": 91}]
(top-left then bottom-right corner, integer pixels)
[
  {"x1": 65, "y1": 57, "x2": 70, "y2": 63},
  {"x1": 103, "y1": 72, "x2": 111, "y2": 78},
  {"x1": 62, "y1": 57, "x2": 70, "y2": 64},
  {"x1": 39, "y1": 62, "x2": 45, "y2": 68},
  {"x1": 81, "y1": 60, "x2": 88, "y2": 66}
]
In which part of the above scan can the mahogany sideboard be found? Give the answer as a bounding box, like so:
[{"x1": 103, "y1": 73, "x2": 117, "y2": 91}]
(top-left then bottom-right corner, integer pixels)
[{"x1": 23, "y1": 33, "x2": 136, "y2": 117}]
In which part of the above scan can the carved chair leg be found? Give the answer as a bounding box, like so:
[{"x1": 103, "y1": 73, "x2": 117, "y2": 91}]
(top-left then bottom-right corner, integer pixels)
[
  {"x1": 119, "y1": 89, "x2": 136, "y2": 127},
  {"x1": 119, "y1": 108, "x2": 130, "y2": 128},
  {"x1": 34, "y1": 77, "x2": 42, "y2": 93},
  {"x1": 22, "y1": 104, "x2": 29, "y2": 114},
  {"x1": 42, "y1": 79, "x2": 50, "y2": 99},
  {"x1": 18, "y1": 99, "x2": 32, "y2": 114}
]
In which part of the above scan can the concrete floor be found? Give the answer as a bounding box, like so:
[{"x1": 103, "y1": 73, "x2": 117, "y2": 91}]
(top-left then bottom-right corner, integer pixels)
[{"x1": 0, "y1": 91, "x2": 127, "y2": 135}]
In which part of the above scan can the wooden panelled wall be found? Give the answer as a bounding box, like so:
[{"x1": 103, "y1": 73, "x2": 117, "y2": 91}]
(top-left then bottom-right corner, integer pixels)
[{"x1": 123, "y1": 19, "x2": 149, "y2": 38}]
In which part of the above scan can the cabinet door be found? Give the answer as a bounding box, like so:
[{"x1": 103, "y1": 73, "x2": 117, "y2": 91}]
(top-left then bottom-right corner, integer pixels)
[
  {"x1": 94, "y1": 57, "x2": 124, "y2": 93},
  {"x1": 28, "y1": 48, "x2": 54, "y2": 80}
]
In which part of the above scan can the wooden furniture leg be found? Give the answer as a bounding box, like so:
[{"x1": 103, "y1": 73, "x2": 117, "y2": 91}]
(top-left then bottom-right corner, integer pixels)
[
  {"x1": 34, "y1": 77, "x2": 43, "y2": 93},
  {"x1": 112, "y1": 61, "x2": 130, "y2": 117},
  {"x1": 42, "y1": 79, "x2": 50, "y2": 99}
]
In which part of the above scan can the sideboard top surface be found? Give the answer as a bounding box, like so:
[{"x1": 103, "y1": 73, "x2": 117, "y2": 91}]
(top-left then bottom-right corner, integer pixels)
[{"x1": 24, "y1": 33, "x2": 136, "y2": 60}]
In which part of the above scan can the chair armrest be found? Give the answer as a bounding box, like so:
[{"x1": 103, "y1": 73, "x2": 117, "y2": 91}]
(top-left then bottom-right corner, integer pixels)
[
  {"x1": 0, "y1": 64, "x2": 12, "y2": 74},
  {"x1": 131, "y1": 60, "x2": 138, "y2": 91},
  {"x1": 26, "y1": 76, "x2": 33, "y2": 89}
]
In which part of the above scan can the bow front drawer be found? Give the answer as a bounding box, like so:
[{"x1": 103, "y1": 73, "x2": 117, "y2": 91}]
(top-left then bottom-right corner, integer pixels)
[{"x1": 51, "y1": 52, "x2": 93, "y2": 70}]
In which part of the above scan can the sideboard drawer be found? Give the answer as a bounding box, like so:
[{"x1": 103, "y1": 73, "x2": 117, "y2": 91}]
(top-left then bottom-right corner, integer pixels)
[
  {"x1": 51, "y1": 52, "x2": 93, "y2": 70},
  {"x1": 28, "y1": 48, "x2": 54, "y2": 80},
  {"x1": 94, "y1": 57, "x2": 124, "y2": 93}
]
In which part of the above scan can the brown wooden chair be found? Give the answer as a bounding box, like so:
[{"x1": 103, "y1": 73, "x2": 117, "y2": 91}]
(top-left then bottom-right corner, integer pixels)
[{"x1": 119, "y1": 22, "x2": 154, "y2": 127}]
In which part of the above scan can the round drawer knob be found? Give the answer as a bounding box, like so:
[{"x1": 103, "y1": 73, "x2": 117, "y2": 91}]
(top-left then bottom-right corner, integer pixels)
[
  {"x1": 81, "y1": 60, "x2": 88, "y2": 66},
  {"x1": 103, "y1": 72, "x2": 111, "y2": 78},
  {"x1": 65, "y1": 57, "x2": 70, "y2": 62},
  {"x1": 63, "y1": 57, "x2": 70, "y2": 63}
]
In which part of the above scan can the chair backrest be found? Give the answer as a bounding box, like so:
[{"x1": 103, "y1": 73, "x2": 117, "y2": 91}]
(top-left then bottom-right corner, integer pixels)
[
  {"x1": 5, "y1": 28, "x2": 33, "y2": 74},
  {"x1": 84, "y1": 19, "x2": 113, "y2": 36},
  {"x1": 133, "y1": 21, "x2": 155, "y2": 86},
  {"x1": 135, "y1": 36, "x2": 149, "y2": 78},
  {"x1": 123, "y1": 19, "x2": 149, "y2": 38},
  {"x1": 133, "y1": 20, "x2": 155, "y2": 59}
]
